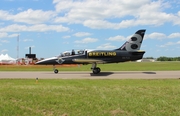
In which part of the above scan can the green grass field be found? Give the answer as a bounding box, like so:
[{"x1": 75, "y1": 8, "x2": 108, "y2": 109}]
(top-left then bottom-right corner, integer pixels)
[
  {"x1": 0, "y1": 62, "x2": 180, "y2": 116},
  {"x1": 1, "y1": 79, "x2": 180, "y2": 116},
  {"x1": 0, "y1": 61, "x2": 180, "y2": 71}
]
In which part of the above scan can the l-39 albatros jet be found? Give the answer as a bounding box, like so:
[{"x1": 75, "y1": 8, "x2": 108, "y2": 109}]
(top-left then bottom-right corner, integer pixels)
[{"x1": 36, "y1": 29, "x2": 146, "y2": 74}]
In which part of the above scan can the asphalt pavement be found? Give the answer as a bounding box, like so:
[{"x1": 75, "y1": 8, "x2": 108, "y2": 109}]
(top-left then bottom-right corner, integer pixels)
[{"x1": 0, "y1": 71, "x2": 180, "y2": 79}]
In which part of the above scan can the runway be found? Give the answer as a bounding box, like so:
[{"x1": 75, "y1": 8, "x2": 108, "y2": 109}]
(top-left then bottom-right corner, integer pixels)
[{"x1": 0, "y1": 71, "x2": 180, "y2": 79}]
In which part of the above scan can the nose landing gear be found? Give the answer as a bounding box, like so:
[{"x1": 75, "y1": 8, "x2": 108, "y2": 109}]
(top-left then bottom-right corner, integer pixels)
[
  {"x1": 54, "y1": 69, "x2": 59, "y2": 74},
  {"x1": 53, "y1": 65, "x2": 59, "y2": 74}
]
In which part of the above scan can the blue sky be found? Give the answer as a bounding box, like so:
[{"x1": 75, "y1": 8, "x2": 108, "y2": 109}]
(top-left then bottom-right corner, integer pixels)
[{"x1": 0, "y1": 0, "x2": 180, "y2": 58}]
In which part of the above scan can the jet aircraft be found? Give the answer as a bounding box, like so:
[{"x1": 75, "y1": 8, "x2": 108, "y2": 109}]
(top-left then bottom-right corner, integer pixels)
[{"x1": 36, "y1": 29, "x2": 146, "y2": 74}]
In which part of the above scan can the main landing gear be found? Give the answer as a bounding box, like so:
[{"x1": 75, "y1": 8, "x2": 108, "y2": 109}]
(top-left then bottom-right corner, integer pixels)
[
  {"x1": 53, "y1": 65, "x2": 59, "y2": 74},
  {"x1": 91, "y1": 63, "x2": 101, "y2": 74}
]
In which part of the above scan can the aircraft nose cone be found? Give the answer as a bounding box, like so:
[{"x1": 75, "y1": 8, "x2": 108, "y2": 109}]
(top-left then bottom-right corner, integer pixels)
[{"x1": 36, "y1": 57, "x2": 58, "y2": 65}]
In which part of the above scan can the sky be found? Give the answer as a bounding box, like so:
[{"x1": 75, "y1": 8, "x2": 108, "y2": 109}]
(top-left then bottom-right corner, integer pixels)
[{"x1": 0, "y1": 0, "x2": 180, "y2": 58}]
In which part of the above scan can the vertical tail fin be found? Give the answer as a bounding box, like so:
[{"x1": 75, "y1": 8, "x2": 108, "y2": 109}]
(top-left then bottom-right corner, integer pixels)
[{"x1": 117, "y1": 29, "x2": 146, "y2": 51}]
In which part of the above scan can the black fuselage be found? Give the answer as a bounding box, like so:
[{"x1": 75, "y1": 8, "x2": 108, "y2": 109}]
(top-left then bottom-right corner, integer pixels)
[
  {"x1": 36, "y1": 50, "x2": 145, "y2": 65},
  {"x1": 35, "y1": 29, "x2": 146, "y2": 74}
]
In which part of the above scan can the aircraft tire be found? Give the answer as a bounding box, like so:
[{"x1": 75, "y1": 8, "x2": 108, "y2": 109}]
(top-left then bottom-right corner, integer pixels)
[
  {"x1": 93, "y1": 67, "x2": 101, "y2": 74},
  {"x1": 54, "y1": 69, "x2": 59, "y2": 74},
  {"x1": 97, "y1": 67, "x2": 101, "y2": 73}
]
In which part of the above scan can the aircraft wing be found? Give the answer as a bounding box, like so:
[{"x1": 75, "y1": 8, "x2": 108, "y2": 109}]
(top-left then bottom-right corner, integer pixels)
[{"x1": 72, "y1": 59, "x2": 105, "y2": 64}]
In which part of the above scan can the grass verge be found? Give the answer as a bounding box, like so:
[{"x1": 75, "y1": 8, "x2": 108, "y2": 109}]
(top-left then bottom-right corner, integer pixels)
[
  {"x1": 0, "y1": 79, "x2": 180, "y2": 116},
  {"x1": 0, "y1": 62, "x2": 180, "y2": 71}
]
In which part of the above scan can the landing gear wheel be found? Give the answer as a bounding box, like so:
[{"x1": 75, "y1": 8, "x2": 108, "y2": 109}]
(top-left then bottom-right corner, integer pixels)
[
  {"x1": 54, "y1": 69, "x2": 59, "y2": 74},
  {"x1": 92, "y1": 67, "x2": 101, "y2": 74}
]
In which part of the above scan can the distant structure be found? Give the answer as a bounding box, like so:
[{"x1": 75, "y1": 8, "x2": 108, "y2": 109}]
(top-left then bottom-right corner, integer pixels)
[
  {"x1": 136, "y1": 58, "x2": 155, "y2": 62},
  {"x1": 17, "y1": 35, "x2": 19, "y2": 59},
  {"x1": 25, "y1": 47, "x2": 36, "y2": 60}
]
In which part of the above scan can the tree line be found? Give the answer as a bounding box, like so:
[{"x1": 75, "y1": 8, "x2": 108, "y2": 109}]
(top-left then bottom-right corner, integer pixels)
[{"x1": 144, "y1": 57, "x2": 180, "y2": 61}]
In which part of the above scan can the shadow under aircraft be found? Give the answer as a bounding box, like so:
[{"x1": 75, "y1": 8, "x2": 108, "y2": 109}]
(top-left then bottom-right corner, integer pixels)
[{"x1": 36, "y1": 29, "x2": 146, "y2": 74}]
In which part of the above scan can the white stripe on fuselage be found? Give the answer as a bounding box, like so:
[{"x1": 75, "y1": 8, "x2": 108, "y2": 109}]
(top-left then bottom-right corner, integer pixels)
[{"x1": 36, "y1": 56, "x2": 57, "y2": 63}]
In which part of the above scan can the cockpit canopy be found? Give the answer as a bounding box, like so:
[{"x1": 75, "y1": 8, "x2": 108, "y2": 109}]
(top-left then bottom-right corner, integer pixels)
[{"x1": 59, "y1": 49, "x2": 85, "y2": 57}]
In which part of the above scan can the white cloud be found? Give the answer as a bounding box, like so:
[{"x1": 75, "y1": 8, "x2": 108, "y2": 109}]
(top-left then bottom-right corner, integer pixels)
[
  {"x1": 0, "y1": 24, "x2": 69, "y2": 32},
  {"x1": 177, "y1": 41, "x2": 180, "y2": 44},
  {"x1": 0, "y1": 0, "x2": 180, "y2": 31},
  {"x1": 63, "y1": 42, "x2": 69, "y2": 44},
  {"x1": 0, "y1": 32, "x2": 8, "y2": 38},
  {"x1": 62, "y1": 35, "x2": 71, "y2": 39},
  {"x1": 8, "y1": 34, "x2": 19, "y2": 38},
  {"x1": 96, "y1": 43, "x2": 116, "y2": 49},
  {"x1": 25, "y1": 45, "x2": 35, "y2": 49},
  {"x1": 1, "y1": 49, "x2": 8, "y2": 53},
  {"x1": 0, "y1": 9, "x2": 57, "y2": 24},
  {"x1": 0, "y1": 32, "x2": 19, "y2": 39},
  {"x1": 0, "y1": 32, "x2": 20, "y2": 39},
  {"x1": 23, "y1": 39, "x2": 33, "y2": 42},
  {"x1": 12, "y1": 9, "x2": 56, "y2": 24},
  {"x1": 159, "y1": 41, "x2": 180, "y2": 47},
  {"x1": 147, "y1": 32, "x2": 167, "y2": 40},
  {"x1": 0, "y1": 10, "x2": 9, "y2": 20},
  {"x1": 74, "y1": 38, "x2": 98, "y2": 44},
  {"x1": 168, "y1": 33, "x2": 180, "y2": 38},
  {"x1": 83, "y1": 20, "x2": 118, "y2": 29},
  {"x1": 73, "y1": 32, "x2": 92, "y2": 37},
  {"x1": 17, "y1": 7, "x2": 23, "y2": 11},
  {"x1": 107, "y1": 35, "x2": 126, "y2": 41},
  {"x1": 146, "y1": 32, "x2": 180, "y2": 40},
  {"x1": 54, "y1": 0, "x2": 149, "y2": 19},
  {"x1": 1, "y1": 40, "x2": 9, "y2": 43},
  {"x1": 53, "y1": 0, "x2": 180, "y2": 29}
]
